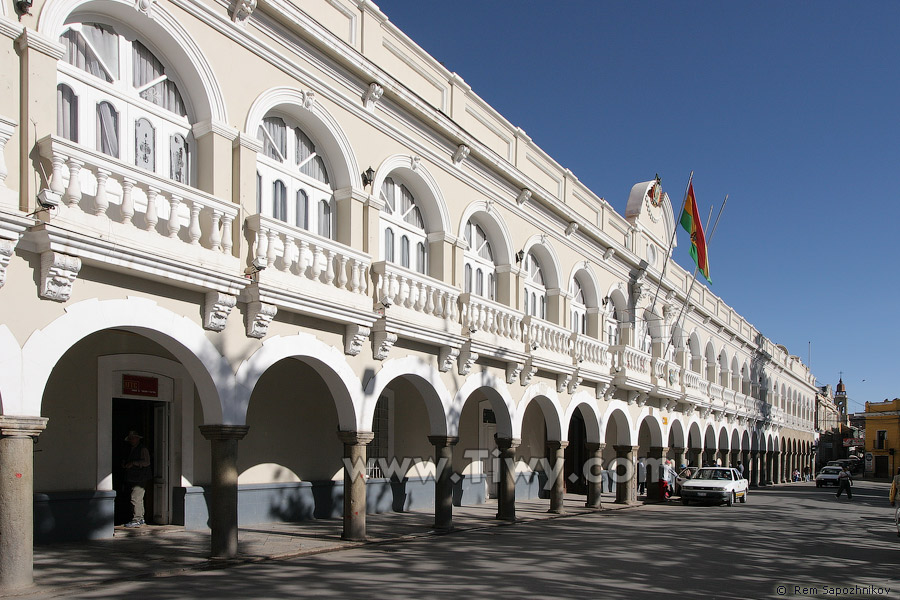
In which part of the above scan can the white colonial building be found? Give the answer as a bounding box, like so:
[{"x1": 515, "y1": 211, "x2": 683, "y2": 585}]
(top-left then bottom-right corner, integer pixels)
[{"x1": 0, "y1": 0, "x2": 817, "y2": 590}]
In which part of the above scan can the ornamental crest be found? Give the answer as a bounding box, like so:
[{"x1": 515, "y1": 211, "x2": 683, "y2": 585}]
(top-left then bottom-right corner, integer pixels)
[{"x1": 647, "y1": 174, "x2": 663, "y2": 208}]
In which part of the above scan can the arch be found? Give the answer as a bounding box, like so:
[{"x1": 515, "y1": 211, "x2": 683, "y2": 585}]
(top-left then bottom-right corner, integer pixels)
[
  {"x1": 516, "y1": 382, "x2": 564, "y2": 441},
  {"x1": 563, "y1": 391, "x2": 601, "y2": 443},
  {"x1": 0, "y1": 326, "x2": 23, "y2": 415},
  {"x1": 371, "y1": 155, "x2": 450, "y2": 235},
  {"x1": 717, "y1": 426, "x2": 729, "y2": 451},
  {"x1": 450, "y1": 370, "x2": 515, "y2": 438},
  {"x1": 636, "y1": 411, "x2": 664, "y2": 447},
  {"x1": 522, "y1": 234, "x2": 562, "y2": 290},
  {"x1": 245, "y1": 86, "x2": 359, "y2": 191},
  {"x1": 19, "y1": 298, "x2": 227, "y2": 422},
  {"x1": 39, "y1": 0, "x2": 226, "y2": 123},
  {"x1": 457, "y1": 200, "x2": 514, "y2": 266},
  {"x1": 730, "y1": 428, "x2": 741, "y2": 450},
  {"x1": 666, "y1": 417, "x2": 687, "y2": 449},
  {"x1": 600, "y1": 402, "x2": 635, "y2": 446},
  {"x1": 688, "y1": 421, "x2": 703, "y2": 449},
  {"x1": 362, "y1": 356, "x2": 451, "y2": 436},
  {"x1": 234, "y1": 333, "x2": 362, "y2": 430},
  {"x1": 567, "y1": 263, "x2": 601, "y2": 309}
]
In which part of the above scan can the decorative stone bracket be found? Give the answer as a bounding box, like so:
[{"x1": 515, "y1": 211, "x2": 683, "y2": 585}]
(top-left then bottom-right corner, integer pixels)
[
  {"x1": 457, "y1": 341, "x2": 478, "y2": 375},
  {"x1": 0, "y1": 238, "x2": 15, "y2": 289},
  {"x1": 246, "y1": 300, "x2": 277, "y2": 338},
  {"x1": 520, "y1": 359, "x2": 537, "y2": 386},
  {"x1": 39, "y1": 251, "x2": 81, "y2": 302},
  {"x1": 203, "y1": 292, "x2": 237, "y2": 332},
  {"x1": 516, "y1": 189, "x2": 531, "y2": 206},
  {"x1": 452, "y1": 144, "x2": 470, "y2": 167},
  {"x1": 556, "y1": 372, "x2": 572, "y2": 394},
  {"x1": 363, "y1": 82, "x2": 383, "y2": 111},
  {"x1": 344, "y1": 324, "x2": 370, "y2": 356},
  {"x1": 567, "y1": 370, "x2": 583, "y2": 395},
  {"x1": 373, "y1": 329, "x2": 397, "y2": 361},
  {"x1": 506, "y1": 361, "x2": 524, "y2": 385},
  {"x1": 230, "y1": 0, "x2": 257, "y2": 25},
  {"x1": 438, "y1": 345, "x2": 459, "y2": 373}
]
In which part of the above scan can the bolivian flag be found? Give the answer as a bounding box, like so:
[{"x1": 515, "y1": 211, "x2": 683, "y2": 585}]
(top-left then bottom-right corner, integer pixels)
[{"x1": 680, "y1": 182, "x2": 710, "y2": 282}]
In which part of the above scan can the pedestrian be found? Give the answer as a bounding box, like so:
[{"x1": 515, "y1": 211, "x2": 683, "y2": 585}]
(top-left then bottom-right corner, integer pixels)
[
  {"x1": 736, "y1": 461, "x2": 744, "y2": 478},
  {"x1": 890, "y1": 467, "x2": 900, "y2": 508},
  {"x1": 123, "y1": 431, "x2": 152, "y2": 527},
  {"x1": 637, "y1": 457, "x2": 646, "y2": 495},
  {"x1": 835, "y1": 465, "x2": 852, "y2": 500}
]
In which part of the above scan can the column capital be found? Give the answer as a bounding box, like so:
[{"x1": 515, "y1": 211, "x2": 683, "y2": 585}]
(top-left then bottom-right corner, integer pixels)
[
  {"x1": 427, "y1": 435, "x2": 459, "y2": 447},
  {"x1": 199, "y1": 424, "x2": 249, "y2": 441},
  {"x1": 585, "y1": 442, "x2": 606, "y2": 453},
  {"x1": 614, "y1": 444, "x2": 639, "y2": 454},
  {"x1": 0, "y1": 415, "x2": 48, "y2": 438},
  {"x1": 546, "y1": 440, "x2": 569, "y2": 451},
  {"x1": 337, "y1": 430, "x2": 374, "y2": 445},
  {"x1": 672, "y1": 446, "x2": 685, "y2": 453},
  {"x1": 495, "y1": 437, "x2": 521, "y2": 451}
]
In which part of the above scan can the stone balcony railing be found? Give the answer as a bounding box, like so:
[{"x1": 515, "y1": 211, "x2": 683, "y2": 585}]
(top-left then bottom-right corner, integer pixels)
[
  {"x1": 458, "y1": 293, "x2": 523, "y2": 342},
  {"x1": 246, "y1": 214, "x2": 370, "y2": 298},
  {"x1": 524, "y1": 315, "x2": 573, "y2": 359},
  {"x1": 371, "y1": 261, "x2": 459, "y2": 322},
  {"x1": 682, "y1": 368, "x2": 704, "y2": 393},
  {"x1": 572, "y1": 333, "x2": 610, "y2": 370},
  {"x1": 653, "y1": 357, "x2": 682, "y2": 389},
  {"x1": 610, "y1": 345, "x2": 651, "y2": 379},
  {"x1": 39, "y1": 136, "x2": 238, "y2": 255}
]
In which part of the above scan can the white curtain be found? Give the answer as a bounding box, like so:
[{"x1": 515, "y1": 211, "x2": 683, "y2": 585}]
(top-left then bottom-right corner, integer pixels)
[
  {"x1": 61, "y1": 23, "x2": 117, "y2": 82},
  {"x1": 97, "y1": 101, "x2": 119, "y2": 157},
  {"x1": 296, "y1": 189, "x2": 308, "y2": 229},
  {"x1": 133, "y1": 41, "x2": 186, "y2": 116},
  {"x1": 259, "y1": 117, "x2": 286, "y2": 161},
  {"x1": 57, "y1": 85, "x2": 78, "y2": 142},
  {"x1": 273, "y1": 180, "x2": 287, "y2": 221},
  {"x1": 317, "y1": 199, "x2": 332, "y2": 238},
  {"x1": 296, "y1": 128, "x2": 329, "y2": 184},
  {"x1": 170, "y1": 134, "x2": 188, "y2": 183}
]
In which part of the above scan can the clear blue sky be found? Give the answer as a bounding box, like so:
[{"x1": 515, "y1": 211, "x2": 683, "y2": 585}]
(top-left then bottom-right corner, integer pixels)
[{"x1": 375, "y1": 0, "x2": 899, "y2": 411}]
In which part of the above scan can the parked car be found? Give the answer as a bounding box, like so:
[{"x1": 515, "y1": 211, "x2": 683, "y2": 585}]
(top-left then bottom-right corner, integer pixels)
[
  {"x1": 815, "y1": 466, "x2": 843, "y2": 487},
  {"x1": 675, "y1": 467, "x2": 695, "y2": 495},
  {"x1": 680, "y1": 467, "x2": 749, "y2": 506}
]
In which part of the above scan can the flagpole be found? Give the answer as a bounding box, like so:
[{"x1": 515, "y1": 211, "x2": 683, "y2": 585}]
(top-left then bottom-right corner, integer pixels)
[
  {"x1": 649, "y1": 171, "x2": 693, "y2": 317},
  {"x1": 660, "y1": 198, "x2": 725, "y2": 364}
]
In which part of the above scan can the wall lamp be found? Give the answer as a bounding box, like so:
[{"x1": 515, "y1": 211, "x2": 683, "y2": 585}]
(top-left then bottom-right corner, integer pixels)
[
  {"x1": 515, "y1": 250, "x2": 525, "y2": 263},
  {"x1": 361, "y1": 166, "x2": 375, "y2": 188},
  {"x1": 14, "y1": 0, "x2": 32, "y2": 19},
  {"x1": 602, "y1": 296, "x2": 610, "y2": 307}
]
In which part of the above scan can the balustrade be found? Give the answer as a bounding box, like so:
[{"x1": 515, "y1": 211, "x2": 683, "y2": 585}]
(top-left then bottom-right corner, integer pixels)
[
  {"x1": 458, "y1": 293, "x2": 523, "y2": 341},
  {"x1": 38, "y1": 136, "x2": 237, "y2": 254},
  {"x1": 524, "y1": 316, "x2": 572, "y2": 356},
  {"x1": 572, "y1": 333, "x2": 609, "y2": 368},
  {"x1": 371, "y1": 261, "x2": 458, "y2": 321}
]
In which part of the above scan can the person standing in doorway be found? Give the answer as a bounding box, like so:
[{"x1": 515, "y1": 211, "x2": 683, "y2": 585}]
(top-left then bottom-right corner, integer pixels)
[
  {"x1": 637, "y1": 457, "x2": 647, "y2": 496},
  {"x1": 835, "y1": 464, "x2": 852, "y2": 500},
  {"x1": 123, "y1": 431, "x2": 152, "y2": 527}
]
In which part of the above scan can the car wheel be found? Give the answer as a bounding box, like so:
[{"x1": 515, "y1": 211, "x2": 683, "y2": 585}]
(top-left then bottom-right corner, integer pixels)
[
  {"x1": 816, "y1": 482, "x2": 821, "y2": 488},
  {"x1": 682, "y1": 498, "x2": 689, "y2": 506},
  {"x1": 726, "y1": 492, "x2": 735, "y2": 507}
]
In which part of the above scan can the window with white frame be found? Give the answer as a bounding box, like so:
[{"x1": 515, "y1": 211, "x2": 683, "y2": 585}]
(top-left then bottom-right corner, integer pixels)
[
  {"x1": 607, "y1": 307, "x2": 620, "y2": 345},
  {"x1": 570, "y1": 278, "x2": 586, "y2": 334},
  {"x1": 523, "y1": 252, "x2": 546, "y2": 319},
  {"x1": 463, "y1": 220, "x2": 496, "y2": 300},
  {"x1": 256, "y1": 115, "x2": 334, "y2": 236},
  {"x1": 57, "y1": 22, "x2": 192, "y2": 183},
  {"x1": 380, "y1": 176, "x2": 427, "y2": 274}
]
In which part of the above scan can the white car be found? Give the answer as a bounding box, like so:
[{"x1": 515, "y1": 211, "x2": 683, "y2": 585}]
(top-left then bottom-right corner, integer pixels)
[
  {"x1": 680, "y1": 467, "x2": 749, "y2": 506},
  {"x1": 815, "y1": 466, "x2": 843, "y2": 487}
]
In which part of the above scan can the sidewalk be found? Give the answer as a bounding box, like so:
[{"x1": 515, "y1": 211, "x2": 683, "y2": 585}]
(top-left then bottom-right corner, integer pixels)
[{"x1": 16, "y1": 493, "x2": 640, "y2": 599}]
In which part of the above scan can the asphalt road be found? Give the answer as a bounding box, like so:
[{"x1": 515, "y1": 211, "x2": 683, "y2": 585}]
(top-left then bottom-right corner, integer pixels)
[{"x1": 33, "y1": 480, "x2": 900, "y2": 600}]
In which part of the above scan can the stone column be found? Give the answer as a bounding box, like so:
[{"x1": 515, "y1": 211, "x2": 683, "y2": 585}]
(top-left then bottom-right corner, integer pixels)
[
  {"x1": 647, "y1": 446, "x2": 666, "y2": 501},
  {"x1": 749, "y1": 451, "x2": 760, "y2": 487},
  {"x1": 674, "y1": 447, "x2": 687, "y2": 471},
  {"x1": 199, "y1": 425, "x2": 249, "y2": 559},
  {"x1": 691, "y1": 448, "x2": 703, "y2": 469},
  {"x1": 614, "y1": 445, "x2": 638, "y2": 505},
  {"x1": 722, "y1": 450, "x2": 731, "y2": 467},
  {"x1": 428, "y1": 435, "x2": 458, "y2": 530},
  {"x1": 772, "y1": 451, "x2": 780, "y2": 485},
  {"x1": 337, "y1": 430, "x2": 374, "y2": 541},
  {"x1": 496, "y1": 437, "x2": 520, "y2": 521},
  {"x1": 546, "y1": 441, "x2": 568, "y2": 514},
  {"x1": 585, "y1": 442, "x2": 605, "y2": 509},
  {"x1": 0, "y1": 416, "x2": 48, "y2": 591},
  {"x1": 763, "y1": 451, "x2": 772, "y2": 485}
]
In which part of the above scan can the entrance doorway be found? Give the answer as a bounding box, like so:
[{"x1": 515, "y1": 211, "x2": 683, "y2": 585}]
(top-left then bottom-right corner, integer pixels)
[
  {"x1": 564, "y1": 411, "x2": 586, "y2": 494},
  {"x1": 478, "y1": 400, "x2": 497, "y2": 498},
  {"x1": 112, "y1": 398, "x2": 169, "y2": 525}
]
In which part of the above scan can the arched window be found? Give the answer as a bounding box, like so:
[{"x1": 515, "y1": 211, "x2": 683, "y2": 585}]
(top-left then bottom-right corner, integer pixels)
[
  {"x1": 58, "y1": 22, "x2": 192, "y2": 183},
  {"x1": 384, "y1": 228, "x2": 394, "y2": 263},
  {"x1": 256, "y1": 114, "x2": 335, "y2": 238},
  {"x1": 57, "y1": 84, "x2": 78, "y2": 142},
  {"x1": 607, "y1": 308, "x2": 620, "y2": 345},
  {"x1": 463, "y1": 219, "x2": 496, "y2": 300},
  {"x1": 464, "y1": 263, "x2": 473, "y2": 293},
  {"x1": 273, "y1": 180, "x2": 287, "y2": 221},
  {"x1": 381, "y1": 176, "x2": 427, "y2": 274},
  {"x1": 570, "y1": 278, "x2": 586, "y2": 334},
  {"x1": 524, "y1": 252, "x2": 546, "y2": 319}
]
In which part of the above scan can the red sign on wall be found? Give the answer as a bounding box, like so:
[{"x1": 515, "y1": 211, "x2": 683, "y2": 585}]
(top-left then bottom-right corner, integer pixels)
[{"x1": 122, "y1": 374, "x2": 158, "y2": 397}]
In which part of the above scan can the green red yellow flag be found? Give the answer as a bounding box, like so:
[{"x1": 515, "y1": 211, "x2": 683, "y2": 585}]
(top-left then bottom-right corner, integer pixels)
[{"x1": 680, "y1": 182, "x2": 710, "y2": 282}]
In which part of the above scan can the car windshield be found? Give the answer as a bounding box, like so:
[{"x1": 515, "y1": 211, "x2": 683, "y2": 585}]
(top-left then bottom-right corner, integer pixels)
[
  {"x1": 820, "y1": 468, "x2": 842, "y2": 474},
  {"x1": 691, "y1": 468, "x2": 732, "y2": 481}
]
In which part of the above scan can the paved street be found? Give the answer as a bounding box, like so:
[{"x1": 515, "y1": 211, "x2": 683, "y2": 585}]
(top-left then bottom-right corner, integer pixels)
[{"x1": 16, "y1": 481, "x2": 898, "y2": 600}]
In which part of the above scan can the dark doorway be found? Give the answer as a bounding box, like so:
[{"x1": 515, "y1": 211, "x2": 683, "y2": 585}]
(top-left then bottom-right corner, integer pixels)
[
  {"x1": 564, "y1": 411, "x2": 587, "y2": 494},
  {"x1": 112, "y1": 398, "x2": 165, "y2": 525},
  {"x1": 875, "y1": 455, "x2": 889, "y2": 479}
]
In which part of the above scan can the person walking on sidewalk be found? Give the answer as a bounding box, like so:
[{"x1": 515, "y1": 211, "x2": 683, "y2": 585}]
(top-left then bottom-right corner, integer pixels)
[{"x1": 835, "y1": 464, "x2": 852, "y2": 500}]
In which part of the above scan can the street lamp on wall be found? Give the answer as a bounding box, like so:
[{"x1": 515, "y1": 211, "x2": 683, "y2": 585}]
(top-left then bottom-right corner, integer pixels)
[{"x1": 362, "y1": 166, "x2": 375, "y2": 189}]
